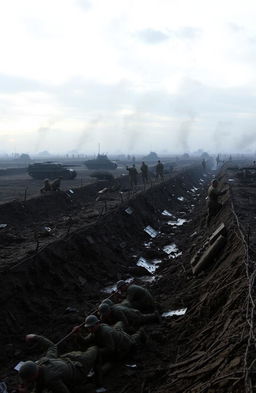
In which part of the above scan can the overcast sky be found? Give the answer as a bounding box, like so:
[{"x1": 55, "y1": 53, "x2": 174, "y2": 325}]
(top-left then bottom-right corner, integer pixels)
[{"x1": 1, "y1": 0, "x2": 256, "y2": 154}]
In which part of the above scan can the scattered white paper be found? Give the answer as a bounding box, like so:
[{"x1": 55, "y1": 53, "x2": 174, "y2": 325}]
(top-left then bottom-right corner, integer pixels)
[
  {"x1": 14, "y1": 361, "x2": 25, "y2": 371},
  {"x1": 162, "y1": 308, "x2": 187, "y2": 317},
  {"x1": 168, "y1": 218, "x2": 187, "y2": 226},
  {"x1": 144, "y1": 225, "x2": 158, "y2": 238},
  {"x1": 177, "y1": 196, "x2": 184, "y2": 201},
  {"x1": 69, "y1": 189, "x2": 75, "y2": 194},
  {"x1": 96, "y1": 388, "x2": 107, "y2": 393},
  {"x1": 125, "y1": 207, "x2": 134, "y2": 215},
  {"x1": 125, "y1": 364, "x2": 137, "y2": 368},
  {"x1": 161, "y1": 210, "x2": 173, "y2": 217},
  {"x1": 137, "y1": 257, "x2": 160, "y2": 273}
]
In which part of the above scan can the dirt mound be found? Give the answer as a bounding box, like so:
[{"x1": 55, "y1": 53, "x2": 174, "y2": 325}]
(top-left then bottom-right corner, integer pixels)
[{"x1": 1, "y1": 164, "x2": 254, "y2": 393}]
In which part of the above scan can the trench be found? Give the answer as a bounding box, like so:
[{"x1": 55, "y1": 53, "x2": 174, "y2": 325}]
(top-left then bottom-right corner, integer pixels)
[{"x1": 1, "y1": 164, "x2": 254, "y2": 393}]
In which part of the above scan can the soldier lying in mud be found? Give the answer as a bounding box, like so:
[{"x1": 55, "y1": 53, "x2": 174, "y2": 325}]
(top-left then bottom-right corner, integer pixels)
[{"x1": 15, "y1": 282, "x2": 160, "y2": 393}]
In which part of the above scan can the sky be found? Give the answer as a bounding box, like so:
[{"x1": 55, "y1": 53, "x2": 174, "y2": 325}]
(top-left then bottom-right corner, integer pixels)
[{"x1": 1, "y1": 0, "x2": 256, "y2": 154}]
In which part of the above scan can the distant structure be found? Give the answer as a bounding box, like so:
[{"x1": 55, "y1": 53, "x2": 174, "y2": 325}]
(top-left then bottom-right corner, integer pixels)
[
  {"x1": 84, "y1": 154, "x2": 117, "y2": 170},
  {"x1": 142, "y1": 152, "x2": 159, "y2": 161}
]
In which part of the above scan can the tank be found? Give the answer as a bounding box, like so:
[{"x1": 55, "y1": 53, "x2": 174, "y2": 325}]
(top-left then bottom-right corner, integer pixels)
[
  {"x1": 84, "y1": 154, "x2": 117, "y2": 170},
  {"x1": 27, "y1": 162, "x2": 77, "y2": 180}
]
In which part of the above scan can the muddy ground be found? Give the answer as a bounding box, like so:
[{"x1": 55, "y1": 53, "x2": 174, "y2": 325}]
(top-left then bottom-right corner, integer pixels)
[{"x1": 0, "y1": 162, "x2": 255, "y2": 392}]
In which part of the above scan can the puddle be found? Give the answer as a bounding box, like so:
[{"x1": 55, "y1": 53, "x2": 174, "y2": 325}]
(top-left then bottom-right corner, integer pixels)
[
  {"x1": 125, "y1": 207, "x2": 134, "y2": 215},
  {"x1": 162, "y1": 308, "x2": 187, "y2": 317},
  {"x1": 163, "y1": 244, "x2": 182, "y2": 258},
  {"x1": 161, "y1": 210, "x2": 174, "y2": 217},
  {"x1": 101, "y1": 277, "x2": 133, "y2": 293},
  {"x1": 177, "y1": 196, "x2": 184, "y2": 201},
  {"x1": 168, "y1": 218, "x2": 187, "y2": 226},
  {"x1": 144, "y1": 225, "x2": 158, "y2": 238},
  {"x1": 137, "y1": 257, "x2": 161, "y2": 273}
]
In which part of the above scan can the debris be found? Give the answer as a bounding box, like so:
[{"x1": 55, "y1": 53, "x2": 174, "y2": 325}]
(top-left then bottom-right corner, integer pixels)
[
  {"x1": 162, "y1": 308, "x2": 187, "y2": 317},
  {"x1": 65, "y1": 307, "x2": 79, "y2": 313},
  {"x1": 144, "y1": 241, "x2": 152, "y2": 248},
  {"x1": 0, "y1": 382, "x2": 7, "y2": 393},
  {"x1": 39, "y1": 226, "x2": 52, "y2": 237},
  {"x1": 177, "y1": 196, "x2": 184, "y2": 201},
  {"x1": 136, "y1": 257, "x2": 161, "y2": 273},
  {"x1": 168, "y1": 218, "x2": 187, "y2": 226},
  {"x1": 96, "y1": 387, "x2": 107, "y2": 393},
  {"x1": 163, "y1": 244, "x2": 182, "y2": 258},
  {"x1": 209, "y1": 223, "x2": 226, "y2": 244},
  {"x1": 144, "y1": 225, "x2": 158, "y2": 238},
  {"x1": 14, "y1": 361, "x2": 25, "y2": 371},
  {"x1": 68, "y1": 189, "x2": 75, "y2": 194},
  {"x1": 125, "y1": 207, "x2": 134, "y2": 215},
  {"x1": 125, "y1": 364, "x2": 137, "y2": 368},
  {"x1": 0, "y1": 224, "x2": 7, "y2": 229},
  {"x1": 192, "y1": 235, "x2": 226, "y2": 275},
  {"x1": 162, "y1": 210, "x2": 173, "y2": 217},
  {"x1": 98, "y1": 187, "x2": 108, "y2": 194}
]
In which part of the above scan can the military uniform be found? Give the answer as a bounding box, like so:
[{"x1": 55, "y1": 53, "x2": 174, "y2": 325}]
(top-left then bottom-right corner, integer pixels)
[
  {"x1": 100, "y1": 304, "x2": 156, "y2": 329},
  {"x1": 22, "y1": 335, "x2": 99, "y2": 393},
  {"x1": 155, "y1": 162, "x2": 164, "y2": 181},
  {"x1": 121, "y1": 284, "x2": 155, "y2": 313},
  {"x1": 140, "y1": 162, "x2": 148, "y2": 184},
  {"x1": 207, "y1": 184, "x2": 227, "y2": 225},
  {"x1": 126, "y1": 166, "x2": 138, "y2": 187},
  {"x1": 78, "y1": 323, "x2": 141, "y2": 361}
]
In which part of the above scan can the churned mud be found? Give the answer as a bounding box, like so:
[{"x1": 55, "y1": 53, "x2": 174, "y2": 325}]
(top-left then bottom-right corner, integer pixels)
[{"x1": 1, "y1": 163, "x2": 255, "y2": 393}]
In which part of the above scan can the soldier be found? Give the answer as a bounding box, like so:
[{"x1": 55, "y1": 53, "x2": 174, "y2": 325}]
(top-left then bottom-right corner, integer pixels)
[
  {"x1": 116, "y1": 281, "x2": 156, "y2": 313},
  {"x1": 74, "y1": 315, "x2": 145, "y2": 363},
  {"x1": 18, "y1": 334, "x2": 101, "y2": 393},
  {"x1": 201, "y1": 158, "x2": 206, "y2": 172},
  {"x1": 99, "y1": 301, "x2": 160, "y2": 330},
  {"x1": 51, "y1": 177, "x2": 62, "y2": 191},
  {"x1": 155, "y1": 160, "x2": 164, "y2": 181},
  {"x1": 140, "y1": 162, "x2": 148, "y2": 184},
  {"x1": 207, "y1": 179, "x2": 228, "y2": 226},
  {"x1": 126, "y1": 165, "x2": 138, "y2": 188},
  {"x1": 40, "y1": 179, "x2": 51, "y2": 194},
  {"x1": 216, "y1": 154, "x2": 220, "y2": 167}
]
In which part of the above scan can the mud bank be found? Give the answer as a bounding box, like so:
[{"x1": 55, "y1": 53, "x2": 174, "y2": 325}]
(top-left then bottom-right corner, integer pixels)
[
  {"x1": 1, "y1": 165, "x2": 205, "y2": 365},
  {"x1": 1, "y1": 164, "x2": 253, "y2": 393}
]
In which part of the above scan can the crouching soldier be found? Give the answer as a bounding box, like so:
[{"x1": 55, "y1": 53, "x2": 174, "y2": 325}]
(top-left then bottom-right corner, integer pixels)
[
  {"x1": 116, "y1": 280, "x2": 156, "y2": 313},
  {"x1": 40, "y1": 179, "x2": 51, "y2": 194},
  {"x1": 99, "y1": 301, "x2": 160, "y2": 330},
  {"x1": 19, "y1": 334, "x2": 101, "y2": 393},
  {"x1": 51, "y1": 177, "x2": 62, "y2": 191},
  {"x1": 73, "y1": 315, "x2": 145, "y2": 363}
]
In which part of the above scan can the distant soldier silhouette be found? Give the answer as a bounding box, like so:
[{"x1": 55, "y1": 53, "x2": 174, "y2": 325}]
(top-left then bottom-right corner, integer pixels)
[
  {"x1": 40, "y1": 179, "x2": 51, "y2": 194},
  {"x1": 126, "y1": 165, "x2": 138, "y2": 188},
  {"x1": 140, "y1": 162, "x2": 148, "y2": 184},
  {"x1": 155, "y1": 160, "x2": 164, "y2": 181}
]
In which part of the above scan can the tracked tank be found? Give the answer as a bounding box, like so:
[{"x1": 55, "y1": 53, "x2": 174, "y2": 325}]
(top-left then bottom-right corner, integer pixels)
[
  {"x1": 84, "y1": 154, "x2": 117, "y2": 170},
  {"x1": 28, "y1": 162, "x2": 77, "y2": 180}
]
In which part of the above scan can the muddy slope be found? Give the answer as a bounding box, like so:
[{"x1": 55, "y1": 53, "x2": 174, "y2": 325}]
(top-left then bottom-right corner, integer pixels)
[{"x1": 1, "y1": 164, "x2": 253, "y2": 392}]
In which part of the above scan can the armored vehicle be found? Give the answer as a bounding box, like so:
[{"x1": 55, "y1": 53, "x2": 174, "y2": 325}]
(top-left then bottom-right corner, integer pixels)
[
  {"x1": 84, "y1": 154, "x2": 117, "y2": 170},
  {"x1": 28, "y1": 162, "x2": 77, "y2": 180}
]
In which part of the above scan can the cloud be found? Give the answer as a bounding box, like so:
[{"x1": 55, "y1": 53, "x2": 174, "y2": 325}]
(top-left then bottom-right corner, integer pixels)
[
  {"x1": 76, "y1": 0, "x2": 92, "y2": 11},
  {"x1": 136, "y1": 28, "x2": 169, "y2": 44}
]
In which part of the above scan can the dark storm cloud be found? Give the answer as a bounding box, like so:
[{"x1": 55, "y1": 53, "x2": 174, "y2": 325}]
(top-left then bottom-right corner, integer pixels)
[{"x1": 136, "y1": 28, "x2": 169, "y2": 44}]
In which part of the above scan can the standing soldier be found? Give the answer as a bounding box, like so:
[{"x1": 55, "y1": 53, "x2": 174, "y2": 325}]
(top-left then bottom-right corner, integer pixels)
[
  {"x1": 216, "y1": 154, "x2": 220, "y2": 167},
  {"x1": 140, "y1": 162, "x2": 148, "y2": 185},
  {"x1": 155, "y1": 160, "x2": 164, "y2": 181},
  {"x1": 126, "y1": 165, "x2": 138, "y2": 188},
  {"x1": 201, "y1": 158, "x2": 206, "y2": 172},
  {"x1": 207, "y1": 179, "x2": 228, "y2": 226}
]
